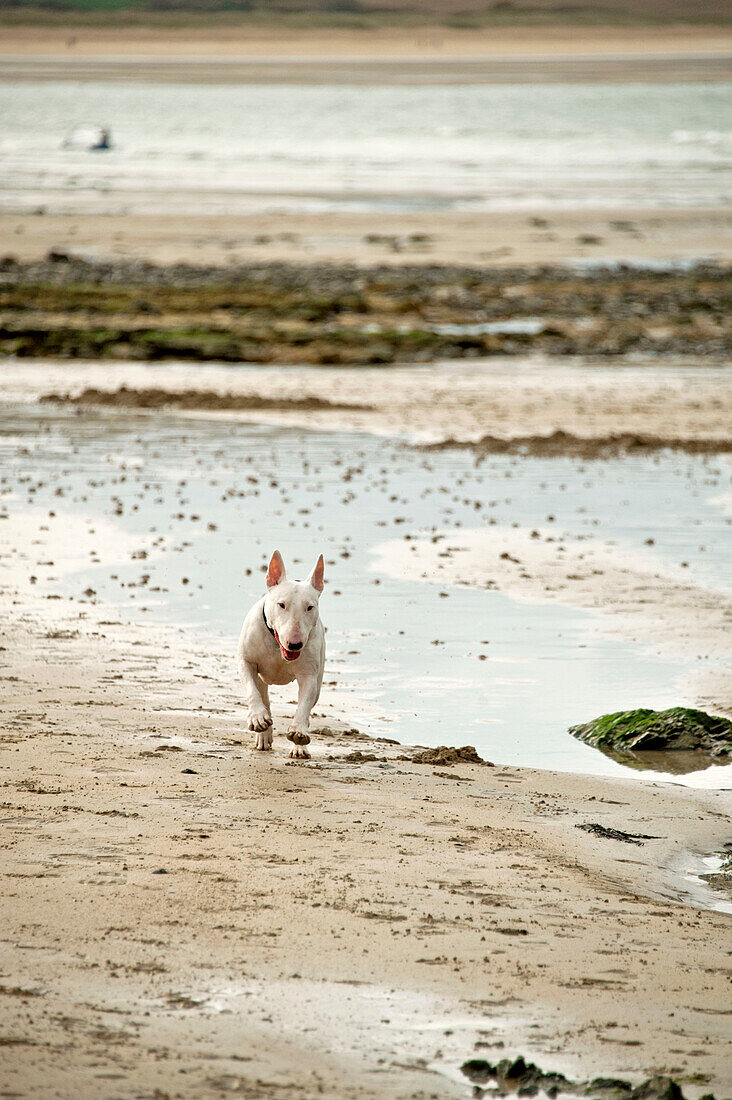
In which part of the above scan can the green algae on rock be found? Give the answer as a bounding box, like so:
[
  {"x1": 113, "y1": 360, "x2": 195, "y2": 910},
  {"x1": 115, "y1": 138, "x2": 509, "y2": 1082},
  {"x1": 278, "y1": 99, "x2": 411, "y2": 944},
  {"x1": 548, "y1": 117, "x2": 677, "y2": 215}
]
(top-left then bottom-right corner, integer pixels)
[{"x1": 569, "y1": 707, "x2": 732, "y2": 758}]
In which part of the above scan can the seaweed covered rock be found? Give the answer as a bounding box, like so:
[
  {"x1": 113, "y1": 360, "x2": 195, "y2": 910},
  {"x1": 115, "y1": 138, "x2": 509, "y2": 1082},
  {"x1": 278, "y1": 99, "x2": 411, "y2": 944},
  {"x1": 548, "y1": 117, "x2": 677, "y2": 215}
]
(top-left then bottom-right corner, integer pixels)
[{"x1": 569, "y1": 707, "x2": 732, "y2": 758}]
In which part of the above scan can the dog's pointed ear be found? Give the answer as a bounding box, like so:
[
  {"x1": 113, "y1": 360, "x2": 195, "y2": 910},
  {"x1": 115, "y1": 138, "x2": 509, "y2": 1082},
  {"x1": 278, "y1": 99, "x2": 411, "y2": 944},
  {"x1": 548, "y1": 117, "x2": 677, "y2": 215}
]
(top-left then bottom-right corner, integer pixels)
[
  {"x1": 266, "y1": 550, "x2": 286, "y2": 588},
  {"x1": 307, "y1": 553, "x2": 325, "y2": 593}
]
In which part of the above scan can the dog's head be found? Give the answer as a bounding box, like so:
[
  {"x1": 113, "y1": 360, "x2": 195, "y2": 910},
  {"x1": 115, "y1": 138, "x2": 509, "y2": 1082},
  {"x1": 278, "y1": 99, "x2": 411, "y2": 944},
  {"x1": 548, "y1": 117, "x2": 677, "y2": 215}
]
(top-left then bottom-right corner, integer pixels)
[{"x1": 263, "y1": 550, "x2": 324, "y2": 662}]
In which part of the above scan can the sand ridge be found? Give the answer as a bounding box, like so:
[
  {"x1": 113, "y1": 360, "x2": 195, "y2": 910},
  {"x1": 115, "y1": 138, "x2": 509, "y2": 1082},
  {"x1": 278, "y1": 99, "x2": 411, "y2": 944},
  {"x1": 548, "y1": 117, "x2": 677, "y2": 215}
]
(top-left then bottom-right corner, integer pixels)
[
  {"x1": 4, "y1": 358, "x2": 730, "y2": 450},
  {"x1": 3, "y1": 209, "x2": 731, "y2": 268}
]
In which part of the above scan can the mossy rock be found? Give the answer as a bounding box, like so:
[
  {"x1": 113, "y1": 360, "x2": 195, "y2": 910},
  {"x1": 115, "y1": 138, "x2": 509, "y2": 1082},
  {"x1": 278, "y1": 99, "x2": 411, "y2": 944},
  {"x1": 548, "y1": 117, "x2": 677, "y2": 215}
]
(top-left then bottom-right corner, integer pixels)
[{"x1": 569, "y1": 707, "x2": 732, "y2": 757}]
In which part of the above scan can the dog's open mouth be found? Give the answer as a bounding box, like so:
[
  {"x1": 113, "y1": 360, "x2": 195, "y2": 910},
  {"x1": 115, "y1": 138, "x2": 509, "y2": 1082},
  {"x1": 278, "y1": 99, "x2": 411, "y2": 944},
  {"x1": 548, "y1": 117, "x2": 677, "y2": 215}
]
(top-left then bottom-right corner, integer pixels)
[{"x1": 273, "y1": 630, "x2": 301, "y2": 662}]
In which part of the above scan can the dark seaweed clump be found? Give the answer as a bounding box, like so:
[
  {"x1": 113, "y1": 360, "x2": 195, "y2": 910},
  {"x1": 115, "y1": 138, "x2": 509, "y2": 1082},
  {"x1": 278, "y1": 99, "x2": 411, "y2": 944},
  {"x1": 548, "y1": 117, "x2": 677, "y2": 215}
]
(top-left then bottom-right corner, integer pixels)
[{"x1": 461, "y1": 1056, "x2": 723, "y2": 1100}]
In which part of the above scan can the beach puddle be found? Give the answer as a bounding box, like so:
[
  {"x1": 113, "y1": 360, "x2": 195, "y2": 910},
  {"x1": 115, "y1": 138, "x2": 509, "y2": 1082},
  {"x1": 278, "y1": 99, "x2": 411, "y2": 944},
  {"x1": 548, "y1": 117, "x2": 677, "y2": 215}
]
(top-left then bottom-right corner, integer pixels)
[
  {"x1": 670, "y1": 850, "x2": 732, "y2": 915},
  {"x1": 1, "y1": 397, "x2": 730, "y2": 788},
  {"x1": 157, "y1": 975, "x2": 541, "y2": 1095}
]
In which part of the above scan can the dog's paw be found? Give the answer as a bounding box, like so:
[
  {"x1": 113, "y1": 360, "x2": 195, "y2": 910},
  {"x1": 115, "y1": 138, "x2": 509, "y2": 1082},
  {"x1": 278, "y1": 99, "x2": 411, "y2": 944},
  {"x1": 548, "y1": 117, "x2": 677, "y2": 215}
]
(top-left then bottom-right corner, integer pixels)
[
  {"x1": 287, "y1": 727, "x2": 311, "y2": 746},
  {"x1": 289, "y1": 744, "x2": 311, "y2": 760},
  {"x1": 248, "y1": 708, "x2": 272, "y2": 733},
  {"x1": 254, "y1": 726, "x2": 273, "y2": 751}
]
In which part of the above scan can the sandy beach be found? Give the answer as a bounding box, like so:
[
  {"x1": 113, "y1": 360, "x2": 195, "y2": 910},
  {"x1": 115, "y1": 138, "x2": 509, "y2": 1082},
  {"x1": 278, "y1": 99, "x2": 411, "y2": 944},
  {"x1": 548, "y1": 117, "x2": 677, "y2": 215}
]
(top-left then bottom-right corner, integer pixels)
[
  {"x1": 1, "y1": 570, "x2": 731, "y2": 1098},
  {"x1": 3, "y1": 23, "x2": 730, "y2": 59},
  {"x1": 2, "y1": 18, "x2": 732, "y2": 83},
  {"x1": 2, "y1": 19, "x2": 732, "y2": 1095},
  {"x1": 2, "y1": 20, "x2": 731, "y2": 82},
  {"x1": 3, "y1": 208, "x2": 731, "y2": 269},
  {"x1": 2, "y1": 347, "x2": 732, "y2": 1095}
]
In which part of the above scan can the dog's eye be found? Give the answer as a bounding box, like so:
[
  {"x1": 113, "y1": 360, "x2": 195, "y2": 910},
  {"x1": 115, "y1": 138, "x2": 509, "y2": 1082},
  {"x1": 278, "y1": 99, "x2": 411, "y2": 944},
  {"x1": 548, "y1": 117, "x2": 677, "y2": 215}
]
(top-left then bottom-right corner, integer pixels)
[
  {"x1": 307, "y1": 605, "x2": 314, "y2": 611},
  {"x1": 278, "y1": 601, "x2": 285, "y2": 609}
]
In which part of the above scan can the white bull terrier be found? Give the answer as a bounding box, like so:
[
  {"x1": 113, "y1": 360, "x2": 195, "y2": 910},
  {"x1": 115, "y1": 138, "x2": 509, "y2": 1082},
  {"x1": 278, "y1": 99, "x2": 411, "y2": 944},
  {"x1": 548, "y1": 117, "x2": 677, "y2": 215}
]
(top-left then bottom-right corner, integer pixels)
[{"x1": 237, "y1": 550, "x2": 325, "y2": 759}]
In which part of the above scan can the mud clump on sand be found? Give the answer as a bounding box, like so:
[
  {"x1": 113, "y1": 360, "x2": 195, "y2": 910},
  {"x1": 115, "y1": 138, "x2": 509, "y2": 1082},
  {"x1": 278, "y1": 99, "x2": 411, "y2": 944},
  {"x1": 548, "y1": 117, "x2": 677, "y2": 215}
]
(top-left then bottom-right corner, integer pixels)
[
  {"x1": 40, "y1": 385, "x2": 372, "y2": 414},
  {"x1": 407, "y1": 745, "x2": 492, "y2": 766}
]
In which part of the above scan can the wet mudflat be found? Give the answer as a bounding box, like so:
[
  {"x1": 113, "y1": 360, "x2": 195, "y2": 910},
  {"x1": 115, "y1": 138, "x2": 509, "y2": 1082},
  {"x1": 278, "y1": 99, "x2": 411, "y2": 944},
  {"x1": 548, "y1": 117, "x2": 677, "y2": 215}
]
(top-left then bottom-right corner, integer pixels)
[{"x1": 2, "y1": 397, "x2": 729, "y2": 786}]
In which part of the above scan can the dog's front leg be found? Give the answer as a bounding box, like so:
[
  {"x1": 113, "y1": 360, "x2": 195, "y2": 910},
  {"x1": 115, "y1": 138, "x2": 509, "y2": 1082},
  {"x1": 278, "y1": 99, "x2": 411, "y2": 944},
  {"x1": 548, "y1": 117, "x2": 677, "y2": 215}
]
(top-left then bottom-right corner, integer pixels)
[
  {"x1": 239, "y1": 659, "x2": 273, "y2": 749},
  {"x1": 287, "y1": 675, "x2": 319, "y2": 759}
]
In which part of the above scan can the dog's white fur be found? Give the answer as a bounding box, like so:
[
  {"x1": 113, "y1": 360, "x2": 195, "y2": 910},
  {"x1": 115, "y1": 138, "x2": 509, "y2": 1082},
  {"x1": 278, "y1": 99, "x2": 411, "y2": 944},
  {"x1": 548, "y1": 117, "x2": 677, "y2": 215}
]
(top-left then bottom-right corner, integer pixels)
[{"x1": 237, "y1": 550, "x2": 325, "y2": 759}]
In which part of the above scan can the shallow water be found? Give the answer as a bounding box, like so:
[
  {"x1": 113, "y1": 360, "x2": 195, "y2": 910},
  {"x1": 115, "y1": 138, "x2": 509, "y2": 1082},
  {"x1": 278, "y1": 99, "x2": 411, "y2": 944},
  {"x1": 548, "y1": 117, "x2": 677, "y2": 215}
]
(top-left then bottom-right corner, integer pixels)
[
  {"x1": 2, "y1": 398, "x2": 730, "y2": 787},
  {"x1": 2, "y1": 80, "x2": 731, "y2": 215},
  {"x1": 669, "y1": 852, "x2": 732, "y2": 915}
]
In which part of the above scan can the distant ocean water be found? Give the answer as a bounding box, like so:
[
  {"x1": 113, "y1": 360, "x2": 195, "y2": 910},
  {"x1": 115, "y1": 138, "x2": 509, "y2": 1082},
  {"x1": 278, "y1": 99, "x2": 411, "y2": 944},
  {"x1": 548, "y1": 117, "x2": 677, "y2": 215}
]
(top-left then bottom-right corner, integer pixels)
[{"x1": 1, "y1": 80, "x2": 731, "y2": 215}]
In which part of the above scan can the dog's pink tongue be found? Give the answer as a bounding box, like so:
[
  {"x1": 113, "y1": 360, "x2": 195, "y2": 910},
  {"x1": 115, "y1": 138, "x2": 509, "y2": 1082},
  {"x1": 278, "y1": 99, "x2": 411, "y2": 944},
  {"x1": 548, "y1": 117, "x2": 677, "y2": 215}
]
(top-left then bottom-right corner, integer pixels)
[{"x1": 273, "y1": 628, "x2": 299, "y2": 661}]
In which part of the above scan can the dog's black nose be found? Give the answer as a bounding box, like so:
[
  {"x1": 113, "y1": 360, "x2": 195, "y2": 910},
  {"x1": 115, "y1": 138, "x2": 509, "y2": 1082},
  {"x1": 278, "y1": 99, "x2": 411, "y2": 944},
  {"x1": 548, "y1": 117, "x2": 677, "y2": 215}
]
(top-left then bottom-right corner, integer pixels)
[{"x1": 288, "y1": 641, "x2": 303, "y2": 651}]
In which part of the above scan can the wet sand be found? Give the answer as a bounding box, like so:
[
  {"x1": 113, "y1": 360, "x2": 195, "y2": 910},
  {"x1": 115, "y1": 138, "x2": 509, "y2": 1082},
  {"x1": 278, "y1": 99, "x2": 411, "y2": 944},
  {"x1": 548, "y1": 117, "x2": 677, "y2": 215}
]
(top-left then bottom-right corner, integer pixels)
[
  {"x1": 5, "y1": 53, "x2": 732, "y2": 84},
  {"x1": 3, "y1": 208, "x2": 731, "y2": 268}
]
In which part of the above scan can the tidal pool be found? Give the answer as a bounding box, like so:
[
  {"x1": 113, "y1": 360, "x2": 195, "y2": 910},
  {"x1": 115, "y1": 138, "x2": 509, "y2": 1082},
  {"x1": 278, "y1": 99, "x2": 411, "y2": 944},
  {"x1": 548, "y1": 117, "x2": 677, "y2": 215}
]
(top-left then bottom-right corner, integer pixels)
[{"x1": 1, "y1": 401, "x2": 729, "y2": 787}]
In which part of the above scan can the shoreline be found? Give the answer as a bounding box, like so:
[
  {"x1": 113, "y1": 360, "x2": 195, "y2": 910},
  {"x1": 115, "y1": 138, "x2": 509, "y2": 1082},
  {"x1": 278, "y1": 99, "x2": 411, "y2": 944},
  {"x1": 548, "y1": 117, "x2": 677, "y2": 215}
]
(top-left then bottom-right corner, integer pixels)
[
  {"x1": 3, "y1": 31, "x2": 731, "y2": 1095},
  {"x1": 373, "y1": 526, "x2": 732, "y2": 720}
]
